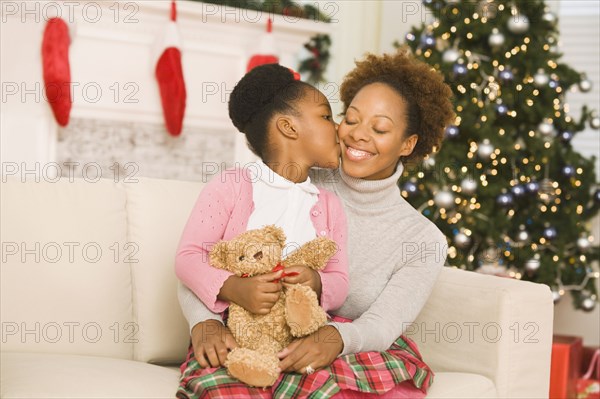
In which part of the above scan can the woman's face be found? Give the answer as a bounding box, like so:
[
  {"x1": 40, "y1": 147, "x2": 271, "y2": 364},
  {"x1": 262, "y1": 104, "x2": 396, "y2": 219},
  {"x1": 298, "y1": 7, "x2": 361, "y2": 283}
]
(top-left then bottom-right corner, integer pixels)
[
  {"x1": 337, "y1": 83, "x2": 417, "y2": 180},
  {"x1": 295, "y1": 88, "x2": 340, "y2": 169}
]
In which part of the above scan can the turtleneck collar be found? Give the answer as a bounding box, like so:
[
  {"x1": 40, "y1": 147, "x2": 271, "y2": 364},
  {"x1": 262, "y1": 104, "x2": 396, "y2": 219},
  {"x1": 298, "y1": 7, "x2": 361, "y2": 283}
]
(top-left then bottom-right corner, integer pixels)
[{"x1": 336, "y1": 162, "x2": 405, "y2": 208}]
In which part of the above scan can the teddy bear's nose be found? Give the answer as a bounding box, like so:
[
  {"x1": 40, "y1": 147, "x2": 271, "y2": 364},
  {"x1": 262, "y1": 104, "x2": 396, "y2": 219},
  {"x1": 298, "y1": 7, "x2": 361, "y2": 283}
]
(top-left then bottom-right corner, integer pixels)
[{"x1": 253, "y1": 251, "x2": 263, "y2": 261}]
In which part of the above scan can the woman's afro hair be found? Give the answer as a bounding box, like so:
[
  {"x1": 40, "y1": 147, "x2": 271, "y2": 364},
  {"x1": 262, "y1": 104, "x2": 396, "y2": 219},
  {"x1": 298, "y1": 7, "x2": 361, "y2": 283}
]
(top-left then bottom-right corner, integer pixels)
[{"x1": 340, "y1": 49, "x2": 455, "y2": 163}]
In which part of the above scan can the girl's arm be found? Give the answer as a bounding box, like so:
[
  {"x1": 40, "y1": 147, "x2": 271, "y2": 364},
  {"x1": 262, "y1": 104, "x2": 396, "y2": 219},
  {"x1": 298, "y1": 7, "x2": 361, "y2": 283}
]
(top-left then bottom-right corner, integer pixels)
[
  {"x1": 175, "y1": 172, "x2": 237, "y2": 313},
  {"x1": 282, "y1": 192, "x2": 349, "y2": 312},
  {"x1": 317, "y1": 192, "x2": 349, "y2": 312}
]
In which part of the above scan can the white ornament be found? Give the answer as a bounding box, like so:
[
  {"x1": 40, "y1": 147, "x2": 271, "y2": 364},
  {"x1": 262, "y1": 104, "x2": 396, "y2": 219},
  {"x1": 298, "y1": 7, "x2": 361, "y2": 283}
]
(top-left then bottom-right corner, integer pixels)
[
  {"x1": 488, "y1": 28, "x2": 505, "y2": 48},
  {"x1": 579, "y1": 79, "x2": 593, "y2": 93},
  {"x1": 516, "y1": 229, "x2": 530, "y2": 243},
  {"x1": 454, "y1": 232, "x2": 471, "y2": 249},
  {"x1": 552, "y1": 290, "x2": 562, "y2": 303},
  {"x1": 461, "y1": 178, "x2": 478, "y2": 195},
  {"x1": 577, "y1": 237, "x2": 591, "y2": 251},
  {"x1": 507, "y1": 14, "x2": 530, "y2": 34},
  {"x1": 542, "y1": 11, "x2": 557, "y2": 24},
  {"x1": 477, "y1": 139, "x2": 494, "y2": 160},
  {"x1": 590, "y1": 115, "x2": 600, "y2": 130},
  {"x1": 581, "y1": 296, "x2": 596, "y2": 312},
  {"x1": 533, "y1": 70, "x2": 549, "y2": 87},
  {"x1": 434, "y1": 190, "x2": 455, "y2": 209},
  {"x1": 525, "y1": 257, "x2": 541, "y2": 273},
  {"x1": 537, "y1": 120, "x2": 555, "y2": 136},
  {"x1": 442, "y1": 48, "x2": 460, "y2": 63}
]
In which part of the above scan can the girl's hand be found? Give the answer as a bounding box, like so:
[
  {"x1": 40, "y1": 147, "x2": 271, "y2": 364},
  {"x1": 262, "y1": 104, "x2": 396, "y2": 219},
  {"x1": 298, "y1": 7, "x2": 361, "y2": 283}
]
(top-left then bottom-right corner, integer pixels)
[
  {"x1": 277, "y1": 325, "x2": 343, "y2": 374},
  {"x1": 191, "y1": 320, "x2": 238, "y2": 368},
  {"x1": 282, "y1": 265, "x2": 322, "y2": 297},
  {"x1": 219, "y1": 270, "x2": 284, "y2": 314}
]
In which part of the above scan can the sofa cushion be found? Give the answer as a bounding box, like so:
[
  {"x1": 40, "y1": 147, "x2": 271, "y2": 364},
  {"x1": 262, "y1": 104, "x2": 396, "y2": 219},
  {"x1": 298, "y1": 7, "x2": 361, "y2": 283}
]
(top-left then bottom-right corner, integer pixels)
[
  {"x1": 0, "y1": 178, "x2": 133, "y2": 359},
  {"x1": 124, "y1": 177, "x2": 204, "y2": 363},
  {"x1": 0, "y1": 352, "x2": 180, "y2": 398},
  {"x1": 426, "y1": 372, "x2": 497, "y2": 398}
]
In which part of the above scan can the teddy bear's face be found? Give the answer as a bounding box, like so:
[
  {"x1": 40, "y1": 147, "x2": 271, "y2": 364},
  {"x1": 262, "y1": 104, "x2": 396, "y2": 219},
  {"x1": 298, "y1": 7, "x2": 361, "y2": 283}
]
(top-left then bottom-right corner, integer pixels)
[{"x1": 210, "y1": 226, "x2": 286, "y2": 277}]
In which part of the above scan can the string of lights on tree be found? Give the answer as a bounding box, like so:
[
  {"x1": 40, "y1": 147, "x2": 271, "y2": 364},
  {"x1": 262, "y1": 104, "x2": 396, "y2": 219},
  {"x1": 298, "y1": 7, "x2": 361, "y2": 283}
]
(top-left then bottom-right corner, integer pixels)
[{"x1": 398, "y1": 0, "x2": 600, "y2": 311}]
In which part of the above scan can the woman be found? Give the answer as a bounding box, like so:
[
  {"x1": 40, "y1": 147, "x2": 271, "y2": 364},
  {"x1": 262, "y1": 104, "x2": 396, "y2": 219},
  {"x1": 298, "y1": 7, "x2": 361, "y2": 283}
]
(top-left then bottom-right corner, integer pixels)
[{"x1": 177, "y1": 49, "x2": 455, "y2": 398}]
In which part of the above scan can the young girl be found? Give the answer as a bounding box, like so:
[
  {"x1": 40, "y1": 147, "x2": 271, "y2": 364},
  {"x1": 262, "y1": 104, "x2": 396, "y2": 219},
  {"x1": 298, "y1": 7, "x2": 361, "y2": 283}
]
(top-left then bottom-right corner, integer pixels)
[{"x1": 175, "y1": 64, "x2": 349, "y2": 382}]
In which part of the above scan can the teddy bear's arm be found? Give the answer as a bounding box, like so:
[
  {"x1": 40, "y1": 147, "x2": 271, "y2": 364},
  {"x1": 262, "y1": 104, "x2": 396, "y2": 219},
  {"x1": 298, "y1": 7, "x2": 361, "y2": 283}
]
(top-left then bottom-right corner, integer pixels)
[{"x1": 284, "y1": 237, "x2": 337, "y2": 271}]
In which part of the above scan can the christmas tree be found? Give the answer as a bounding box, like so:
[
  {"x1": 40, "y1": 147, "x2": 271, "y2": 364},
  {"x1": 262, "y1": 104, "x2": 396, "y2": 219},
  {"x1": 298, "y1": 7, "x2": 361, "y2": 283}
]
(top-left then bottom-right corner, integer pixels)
[{"x1": 399, "y1": 0, "x2": 600, "y2": 311}]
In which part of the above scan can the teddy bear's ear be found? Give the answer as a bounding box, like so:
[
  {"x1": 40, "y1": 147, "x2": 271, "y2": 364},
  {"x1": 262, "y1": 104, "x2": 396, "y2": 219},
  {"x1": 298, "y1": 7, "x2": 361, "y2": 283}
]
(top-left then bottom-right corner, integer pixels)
[
  {"x1": 209, "y1": 241, "x2": 230, "y2": 271},
  {"x1": 262, "y1": 225, "x2": 286, "y2": 247}
]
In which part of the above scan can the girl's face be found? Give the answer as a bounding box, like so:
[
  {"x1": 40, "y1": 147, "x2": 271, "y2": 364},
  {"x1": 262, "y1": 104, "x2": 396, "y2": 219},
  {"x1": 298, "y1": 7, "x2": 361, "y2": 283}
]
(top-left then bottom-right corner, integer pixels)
[
  {"x1": 295, "y1": 88, "x2": 340, "y2": 169},
  {"x1": 338, "y1": 83, "x2": 417, "y2": 180}
]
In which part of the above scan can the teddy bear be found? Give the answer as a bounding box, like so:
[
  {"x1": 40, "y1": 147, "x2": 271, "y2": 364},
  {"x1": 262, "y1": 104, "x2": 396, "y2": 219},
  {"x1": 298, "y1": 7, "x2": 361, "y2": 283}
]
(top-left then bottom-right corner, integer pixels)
[{"x1": 209, "y1": 225, "x2": 337, "y2": 388}]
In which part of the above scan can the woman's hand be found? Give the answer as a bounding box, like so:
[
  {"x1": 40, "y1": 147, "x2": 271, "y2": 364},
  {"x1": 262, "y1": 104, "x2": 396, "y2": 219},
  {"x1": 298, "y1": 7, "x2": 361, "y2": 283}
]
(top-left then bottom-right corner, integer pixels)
[
  {"x1": 278, "y1": 325, "x2": 343, "y2": 373},
  {"x1": 282, "y1": 266, "x2": 322, "y2": 297},
  {"x1": 191, "y1": 320, "x2": 238, "y2": 368},
  {"x1": 218, "y1": 270, "x2": 283, "y2": 314}
]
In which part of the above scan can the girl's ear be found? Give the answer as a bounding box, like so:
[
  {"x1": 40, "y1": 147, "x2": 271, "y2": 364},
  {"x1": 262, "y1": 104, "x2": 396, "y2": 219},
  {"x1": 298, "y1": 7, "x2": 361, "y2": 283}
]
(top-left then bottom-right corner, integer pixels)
[
  {"x1": 275, "y1": 116, "x2": 299, "y2": 140},
  {"x1": 398, "y1": 134, "x2": 418, "y2": 157}
]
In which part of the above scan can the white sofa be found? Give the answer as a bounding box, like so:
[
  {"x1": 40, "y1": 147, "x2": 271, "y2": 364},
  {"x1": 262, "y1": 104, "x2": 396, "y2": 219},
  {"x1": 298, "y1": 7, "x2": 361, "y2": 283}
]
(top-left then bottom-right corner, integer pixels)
[{"x1": 0, "y1": 176, "x2": 554, "y2": 398}]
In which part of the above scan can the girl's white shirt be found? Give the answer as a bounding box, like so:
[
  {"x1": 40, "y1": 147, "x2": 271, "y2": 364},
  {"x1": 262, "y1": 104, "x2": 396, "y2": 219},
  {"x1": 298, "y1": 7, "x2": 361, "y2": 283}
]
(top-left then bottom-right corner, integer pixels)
[{"x1": 245, "y1": 160, "x2": 319, "y2": 258}]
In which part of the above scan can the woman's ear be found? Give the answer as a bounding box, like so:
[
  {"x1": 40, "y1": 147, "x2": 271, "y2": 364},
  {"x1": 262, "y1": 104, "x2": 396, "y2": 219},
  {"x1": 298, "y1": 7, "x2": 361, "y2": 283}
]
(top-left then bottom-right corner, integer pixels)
[
  {"x1": 275, "y1": 116, "x2": 299, "y2": 140},
  {"x1": 399, "y1": 134, "x2": 418, "y2": 157}
]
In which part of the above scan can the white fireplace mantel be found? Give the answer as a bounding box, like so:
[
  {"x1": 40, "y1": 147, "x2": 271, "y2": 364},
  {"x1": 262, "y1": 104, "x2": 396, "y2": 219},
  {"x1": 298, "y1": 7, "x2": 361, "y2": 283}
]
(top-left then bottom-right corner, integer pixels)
[{"x1": 1, "y1": 0, "x2": 333, "y2": 168}]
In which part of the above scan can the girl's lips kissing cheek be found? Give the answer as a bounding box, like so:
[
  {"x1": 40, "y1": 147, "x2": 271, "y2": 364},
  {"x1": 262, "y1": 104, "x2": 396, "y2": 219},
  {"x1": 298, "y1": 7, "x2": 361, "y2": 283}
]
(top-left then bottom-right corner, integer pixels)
[{"x1": 345, "y1": 145, "x2": 374, "y2": 161}]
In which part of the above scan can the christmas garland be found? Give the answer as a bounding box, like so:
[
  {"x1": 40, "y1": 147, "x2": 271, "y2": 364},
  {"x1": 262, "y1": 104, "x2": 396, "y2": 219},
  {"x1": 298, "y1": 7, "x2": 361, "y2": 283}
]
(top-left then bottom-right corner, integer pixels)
[{"x1": 189, "y1": 0, "x2": 331, "y2": 83}]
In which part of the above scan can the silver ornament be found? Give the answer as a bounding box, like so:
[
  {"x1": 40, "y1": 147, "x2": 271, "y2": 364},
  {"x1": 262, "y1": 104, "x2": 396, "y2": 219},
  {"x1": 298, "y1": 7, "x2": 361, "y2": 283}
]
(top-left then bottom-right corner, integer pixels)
[
  {"x1": 434, "y1": 190, "x2": 455, "y2": 209},
  {"x1": 525, "y1": 257, "x2": 541, "y2": 273},
  {"x1": 590, "y1": 115, "x2": 600, "y2": 130},
  {"x1": 488, "y1": 28, "x2": 505, "y2": 48},
  {"x1": 477, "y1": 139, "x2": 494, "y2": 160},
  {"x1": 533, "y1": 70, "x2": 549, "y2": 87},
  {"x1": 442, "y1": 48, "x2": 460, "y2": 63},
  {"x1": 423, "y1": 156, "x2": 436, "y2": 168},
  {"x1": 579, "y1": 79, "x2": 592, "y2": 93},
  {"x1": 507, "y1": 14, "x2": 530, "y2": 34},
  {"x1": 552, "y1": 290, "x2": 562, "y2": 303},
  {"x1": 454, "y1": 232, "x2": 471, "y2": 249},
  {"x1": 537, "y1": 120, "x2": 555, "y2": 136},
  {"x1": 542, "y1": 11, "x2": 557, "y2": 24},
  {"x1": 539, "y1": 178, "x2": 556, "y2": 203},
  {"x1": 516, "y1": 227, "x2": 530, "y2": 243},
  {"x1": 581, "y1": 296, "x2": 596, "y2": 312},
  {"x1": 461, "y1": 178, "x2": 478, "y2": 195},
  {"x1": 577, "y1": 237, "x2": 592, "y2": 251}
]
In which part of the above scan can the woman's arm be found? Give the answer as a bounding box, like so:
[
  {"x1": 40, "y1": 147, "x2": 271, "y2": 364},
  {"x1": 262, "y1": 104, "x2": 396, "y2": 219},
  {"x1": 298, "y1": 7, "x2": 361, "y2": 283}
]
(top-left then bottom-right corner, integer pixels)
[
  {"x1": 178, "y1": 283, "x2": 238, "y2": 367},
  {"x1": 332, "y1": 228, "x2": 447, "y2": 355},
  {"x1": 175, "y1": 172, "x2": 237, "y2": 313},
  {"x1": 279, "y1": 226, "x2": 447, "y2": 372}
]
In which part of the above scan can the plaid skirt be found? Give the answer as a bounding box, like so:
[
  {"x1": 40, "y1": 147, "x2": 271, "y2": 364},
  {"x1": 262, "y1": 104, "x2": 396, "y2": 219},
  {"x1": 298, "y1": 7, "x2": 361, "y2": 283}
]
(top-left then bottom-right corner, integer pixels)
[{"x1": 176, "y1": 316, "x2": 433, "y2": 399}]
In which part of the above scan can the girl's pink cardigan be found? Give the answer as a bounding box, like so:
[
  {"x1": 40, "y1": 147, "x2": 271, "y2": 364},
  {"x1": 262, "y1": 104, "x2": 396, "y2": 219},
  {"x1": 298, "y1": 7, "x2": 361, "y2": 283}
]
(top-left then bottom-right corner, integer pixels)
[{"x1": 175, "y1": 167, "x2": 349, "y2": 314}]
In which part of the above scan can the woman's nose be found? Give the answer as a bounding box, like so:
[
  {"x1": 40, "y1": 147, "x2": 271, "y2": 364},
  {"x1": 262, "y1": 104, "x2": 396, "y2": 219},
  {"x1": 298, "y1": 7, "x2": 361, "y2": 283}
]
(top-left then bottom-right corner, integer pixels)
[{"x1": 348, "y1": 124, "x2": 370, "y2": 142}]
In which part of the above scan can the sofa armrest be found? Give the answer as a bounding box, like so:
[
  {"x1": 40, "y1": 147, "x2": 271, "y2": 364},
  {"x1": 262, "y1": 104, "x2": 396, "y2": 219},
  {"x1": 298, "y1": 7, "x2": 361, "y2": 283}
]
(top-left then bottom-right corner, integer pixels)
[{"x1": 405, "y1": 267, "x2": 553, "y2": 398}]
